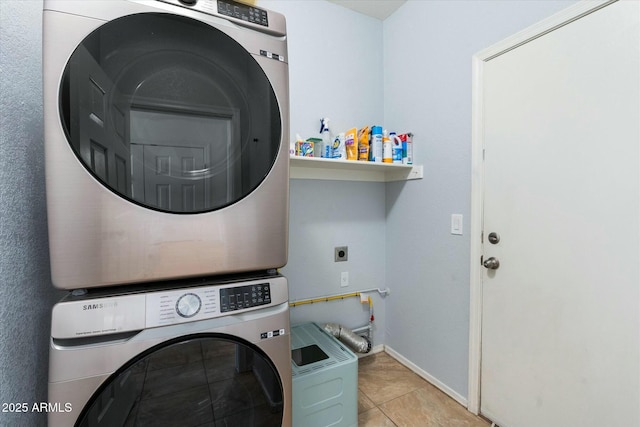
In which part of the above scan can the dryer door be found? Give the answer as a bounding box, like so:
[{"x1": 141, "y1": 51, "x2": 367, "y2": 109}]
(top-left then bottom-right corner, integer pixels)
[
  {"x1": 59, "y1": 13, "x2": 281, "y2": 213},
  {"x1": 75, "y1": 335, "x2": 284, "y2": 427}
]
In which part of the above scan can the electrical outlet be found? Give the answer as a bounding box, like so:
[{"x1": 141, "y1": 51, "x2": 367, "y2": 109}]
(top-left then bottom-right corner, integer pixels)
[
  {"x1": 335, "y1": 246, "x2": 348, "y2": 262},
  {"x1": 341, "y1": 271, "x2": 349, "y2": 287}
]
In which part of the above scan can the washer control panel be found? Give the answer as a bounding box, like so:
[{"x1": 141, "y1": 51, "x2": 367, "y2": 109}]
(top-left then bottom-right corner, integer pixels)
[
  {"x1": 176, "y1": 293, "x2": 202, "y2": 318},
  {"x1": 147, "y1": 287, "x2": 218, "y2": 327},
  {"x1": 220, "y1": 283, "x2": 271, "y2": 312},
  {"x1": 145, "y1": 280, "x2": 278, "y2": 328},
  {"x1": 51, "y1": 276, "x2": 288, "y2": 339}
]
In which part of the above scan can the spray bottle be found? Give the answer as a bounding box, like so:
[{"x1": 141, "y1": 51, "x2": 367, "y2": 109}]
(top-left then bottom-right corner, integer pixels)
[{"x1": 320, "y1": 118, "x2": 331, "y2": 158}]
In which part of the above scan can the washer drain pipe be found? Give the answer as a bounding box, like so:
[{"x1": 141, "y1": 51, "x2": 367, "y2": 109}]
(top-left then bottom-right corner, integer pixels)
[{"x1": 323, "y1": 323, "x2": 372, "y2": 354}]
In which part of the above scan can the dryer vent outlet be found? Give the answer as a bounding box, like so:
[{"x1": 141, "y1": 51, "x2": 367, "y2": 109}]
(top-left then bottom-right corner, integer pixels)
[{"x1": 334, "y1": 246, "x2": 348, "y2": 262}]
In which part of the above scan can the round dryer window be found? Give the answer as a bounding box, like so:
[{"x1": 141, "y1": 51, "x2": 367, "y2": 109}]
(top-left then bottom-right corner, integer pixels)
[{"x1": 59, "y1": 13, "x2": 282, "y2": 213}]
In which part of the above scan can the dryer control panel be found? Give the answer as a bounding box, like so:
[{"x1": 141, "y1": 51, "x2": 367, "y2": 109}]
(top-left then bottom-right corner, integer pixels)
[
  {"x1": 217, "y1": 0, "x2": 268, "y2": 27},
  {"x1": 157, "y1": 0, "x2": 279, "y2": 33}
]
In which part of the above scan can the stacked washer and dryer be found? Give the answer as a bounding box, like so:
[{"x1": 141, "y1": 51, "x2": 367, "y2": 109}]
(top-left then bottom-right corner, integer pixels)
[{"x1": 42, "y1": 1, "x2": 291, "y2": 425}]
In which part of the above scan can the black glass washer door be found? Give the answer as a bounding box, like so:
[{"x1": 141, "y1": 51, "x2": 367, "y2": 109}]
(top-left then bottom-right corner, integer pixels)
[
  {"x1": 60, "y1": 13, "x2": 281, "y2": 213},
  {"x1": 76, "y1": 336, "x2": 283, "y2": 427}
]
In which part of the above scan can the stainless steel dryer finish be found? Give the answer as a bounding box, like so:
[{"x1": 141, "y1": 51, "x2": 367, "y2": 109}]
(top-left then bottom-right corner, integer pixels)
[
  {"x1": 43, "y1": 0, "x2": 290, "y2": 289},
  {"x1": 48, "y1": 275, "x2": 292, "y2": 426}
]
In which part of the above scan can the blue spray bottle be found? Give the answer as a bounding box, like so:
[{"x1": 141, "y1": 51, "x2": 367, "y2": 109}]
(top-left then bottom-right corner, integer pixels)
[{"x1": 320, "y1": 118, "x2": 331, "y2": 158}]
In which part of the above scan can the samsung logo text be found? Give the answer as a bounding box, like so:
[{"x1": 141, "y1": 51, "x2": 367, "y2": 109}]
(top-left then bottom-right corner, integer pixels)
[{"x1": 82, "y1": 302, "x2": 118, "y2": 311}]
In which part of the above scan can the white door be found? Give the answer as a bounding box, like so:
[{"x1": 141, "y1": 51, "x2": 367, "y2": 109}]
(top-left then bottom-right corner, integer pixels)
[{"x1": 480, "y1": 2, "x2": 639, "y2": 426}]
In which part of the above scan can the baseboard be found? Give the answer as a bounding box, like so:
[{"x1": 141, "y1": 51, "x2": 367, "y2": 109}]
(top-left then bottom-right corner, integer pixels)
[{"x1": 384, "y1": 345, "x2": 468, "y2": 408}]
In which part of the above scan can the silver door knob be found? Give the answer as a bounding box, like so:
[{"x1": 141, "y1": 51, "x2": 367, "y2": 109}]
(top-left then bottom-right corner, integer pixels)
[{"x1": 483, "y1": 257, "x2": 500, "y2": 270}]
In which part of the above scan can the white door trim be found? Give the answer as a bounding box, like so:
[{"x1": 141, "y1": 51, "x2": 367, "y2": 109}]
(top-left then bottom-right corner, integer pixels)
[{"x1": 467, "y1": 0, "x2": 616, "y2": 415}]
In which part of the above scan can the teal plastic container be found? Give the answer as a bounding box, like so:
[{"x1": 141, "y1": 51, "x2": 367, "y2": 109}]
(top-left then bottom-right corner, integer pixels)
[{"x1": 291, "y1": 323, "x2": 358, "y2": 427}]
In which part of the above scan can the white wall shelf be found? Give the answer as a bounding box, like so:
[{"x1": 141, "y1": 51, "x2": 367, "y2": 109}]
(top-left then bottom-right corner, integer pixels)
[{"x1": 290, "y1": 156, "x2": 423, "y2": 182}]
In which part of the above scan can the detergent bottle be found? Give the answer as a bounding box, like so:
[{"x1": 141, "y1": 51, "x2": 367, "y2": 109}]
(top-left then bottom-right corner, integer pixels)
[
  {"x1": 382, "y1": 129, "x2": 392, "y2": 163},
  {"x1": 390, "y1": 132, "x2": 403, "y2": 164}
]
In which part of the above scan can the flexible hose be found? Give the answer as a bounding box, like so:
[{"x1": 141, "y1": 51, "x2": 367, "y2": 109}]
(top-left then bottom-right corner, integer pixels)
[{"x1": 323, "y1": 323, "x2": 372, "y2": 353}]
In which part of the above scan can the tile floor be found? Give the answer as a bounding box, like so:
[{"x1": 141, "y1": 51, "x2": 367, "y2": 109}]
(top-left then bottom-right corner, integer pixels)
[{"x1": 358, "y1": 352, "x2": 491, "y2": 427}]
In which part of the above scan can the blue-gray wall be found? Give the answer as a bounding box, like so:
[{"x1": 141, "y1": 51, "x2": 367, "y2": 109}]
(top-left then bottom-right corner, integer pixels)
[
  {"x1": 260, "y1": 0, "x2": 388, "y2": 345},
  {"x1": 0, "y1": 2, "x2": 62, "y2": 426}
]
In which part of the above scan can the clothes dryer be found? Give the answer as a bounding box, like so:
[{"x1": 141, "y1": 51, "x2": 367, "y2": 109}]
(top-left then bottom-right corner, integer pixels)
[
  {"x1": 48, "y1": 273, "x2": 292, "y2": 426},
  {"x1": 43, "y1": 0, "x2": 289, "y2": 289}
]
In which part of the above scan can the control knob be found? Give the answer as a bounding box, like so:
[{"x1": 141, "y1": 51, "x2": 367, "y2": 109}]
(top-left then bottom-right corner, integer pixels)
[{"x1": 176, "y1": 293, "x2": 201, "y2": 318}]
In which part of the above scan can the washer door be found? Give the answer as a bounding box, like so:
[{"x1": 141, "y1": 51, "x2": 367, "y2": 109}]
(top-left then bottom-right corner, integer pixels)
[
  {"x1": 59, "y1": 13, "x2": 281, "y2": 213},
  {"x1": 76, "y1": 335, "x2": 284, "y2": 426}
]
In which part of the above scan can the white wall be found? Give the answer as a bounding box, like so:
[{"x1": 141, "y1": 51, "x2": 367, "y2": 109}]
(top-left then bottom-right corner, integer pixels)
[{"x1": 383, "y1": 0, "x2": 576, "y2": 400}]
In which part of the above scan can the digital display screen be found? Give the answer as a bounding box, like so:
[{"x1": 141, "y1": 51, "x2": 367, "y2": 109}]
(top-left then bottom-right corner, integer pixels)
[
  {"x1": 217, "y1": 0, "x2": 268, "y2": 26},
  {"x1": 220, "y1": 283, "x2": 271, "y2": 312}
]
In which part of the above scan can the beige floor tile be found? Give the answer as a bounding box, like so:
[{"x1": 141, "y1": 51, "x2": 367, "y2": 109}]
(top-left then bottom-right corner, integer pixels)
[
  {"x1": 358, "y1": 352, "x2": 428, "y2": 405},
  {"x1": 358, "y1": 352, "x2": 491, "y2": 427},
  {"x1": 379, "y1": 387, "x2": 491, "y2": 427},
  {"x1": 358, "y1": 389, "x2": 376, "y2": 413},
  {"x1": 358, "y1": 407, "x2": 398, "y2": 427}
]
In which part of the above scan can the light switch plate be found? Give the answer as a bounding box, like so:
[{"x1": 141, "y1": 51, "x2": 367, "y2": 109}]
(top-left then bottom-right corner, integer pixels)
[
  {"x1": 451, "y1": 214, "x2": 463, "y2": 235},
  {"x1": 341, "y1": 271, "x2": 349, "y2": 287}
]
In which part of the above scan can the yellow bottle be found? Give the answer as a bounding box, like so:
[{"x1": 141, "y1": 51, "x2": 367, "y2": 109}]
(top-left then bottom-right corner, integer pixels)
[{"x1": 382, "y1": 129, "x2": 392, "y2": 163}]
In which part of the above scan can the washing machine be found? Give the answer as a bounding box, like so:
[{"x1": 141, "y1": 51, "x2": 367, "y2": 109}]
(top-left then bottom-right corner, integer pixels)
[
  {"x1": 48, "y1": 273, "x2": 292, "y2": 426},
  {"x1": 43, "y1": 0, "x2": 290, "y2": 290}
]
